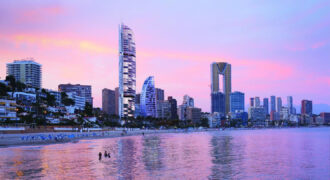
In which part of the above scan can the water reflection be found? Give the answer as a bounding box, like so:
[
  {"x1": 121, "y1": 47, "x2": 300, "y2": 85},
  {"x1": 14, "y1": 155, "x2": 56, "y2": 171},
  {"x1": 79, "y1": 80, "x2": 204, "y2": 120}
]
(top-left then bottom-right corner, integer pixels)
[
  {"x1": 209, "y1": 135, "x2": 233, "y2": 179},
  {"x1": 117, "y1": 138, "x2": 139, "y2": 179},
  {"x1": 142, "y1": 135, "x2": 163, "y2": 172},
  {"x1": 0, "y1": 128, "x2": 329, "y2": 179}
]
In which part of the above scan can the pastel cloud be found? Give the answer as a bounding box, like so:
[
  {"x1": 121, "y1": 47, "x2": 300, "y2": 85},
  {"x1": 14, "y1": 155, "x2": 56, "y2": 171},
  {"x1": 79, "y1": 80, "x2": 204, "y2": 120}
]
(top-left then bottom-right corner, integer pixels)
[{"x1": 0, "y1": 0, "x2": 329, "y2": 113}]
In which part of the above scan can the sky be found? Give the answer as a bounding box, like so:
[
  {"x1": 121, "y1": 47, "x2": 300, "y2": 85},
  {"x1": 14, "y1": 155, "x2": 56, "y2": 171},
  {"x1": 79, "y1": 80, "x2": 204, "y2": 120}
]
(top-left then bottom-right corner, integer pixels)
[{"x1": 0, "y1": 0, "x2": 329, "y2": 113}]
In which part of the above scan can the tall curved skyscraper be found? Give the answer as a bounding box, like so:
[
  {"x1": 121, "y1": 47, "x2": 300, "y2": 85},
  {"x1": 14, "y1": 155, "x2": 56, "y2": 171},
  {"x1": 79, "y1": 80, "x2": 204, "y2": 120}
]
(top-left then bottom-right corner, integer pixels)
[
  {"x1": 119, "y1": 23, "x2": 136, "y2": 118},
  {"x1": 140, "y1": 76, "x2": 156, "y2": 117}
]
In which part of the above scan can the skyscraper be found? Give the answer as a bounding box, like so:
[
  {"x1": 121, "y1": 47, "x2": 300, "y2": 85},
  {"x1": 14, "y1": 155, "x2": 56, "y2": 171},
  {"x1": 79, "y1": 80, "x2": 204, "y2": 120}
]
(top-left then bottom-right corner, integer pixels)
[
  {"x1": 211, "y1": 62, "x2": 231, "y2": 114},
  {"x1": 115, "y1": 87, "x2": 119, "y2": 116},
  {"x1": 270, "y1": 96, "x2": 276, "y2": 112},
  {"x1": 134, "y1": 93, "x2": 141, "y2": 117},
  {"x1": 155, "y1": 88, "x2": 164, "y2": 101},
  {"x1": 230, "y1": 91, "x2": 244, "y2": 113},
  {"x1": 140, "y1": 76, "x2": 156, "y2": 117},
  {"x1": 301, "y1": 100, "x2": 312, "y2": 116},
  {"x1": 119, "y1": 23, "x2": 136, "y2": 118},
  {"x1": 183, "y1": 95, "x2": 194, "y2": 107},
  {"x1": 250, "y1": 97, "x2": 255, "y2": 107},
  {"x1": 168, "y1": 96, "x2": 178, "y2": 119},
  {"x1": 263, "y1": 98, "x2": 269, "y2": 115},
  {"x1": 211, "y1": 92, "x2": 225, "y2": 114},
  {"x1": 102, "y1": 88, "x2": 116, "y2": 115},
  {"x1": 6, "y1": 59, "x2": 42, "y2": 88},
  {"x1": 287, "y1": 96, "x2": 293, "y2": 114},
  {"x1": 58, "y1": 84, "x2": 93, "y2": 106},
  {"x1": 277, "y1": 97, "x2": 282, "y2": 112},
  {"x1": 255, "y1": 97, "x2": 260, "y2": 107}
]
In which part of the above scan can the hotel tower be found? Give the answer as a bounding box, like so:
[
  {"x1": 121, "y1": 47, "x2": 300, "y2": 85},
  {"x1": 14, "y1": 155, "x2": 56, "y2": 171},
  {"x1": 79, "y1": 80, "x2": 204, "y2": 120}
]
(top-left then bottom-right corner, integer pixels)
[{"x1": 119, "y1": 23, "x2": 136, "y2": 118}]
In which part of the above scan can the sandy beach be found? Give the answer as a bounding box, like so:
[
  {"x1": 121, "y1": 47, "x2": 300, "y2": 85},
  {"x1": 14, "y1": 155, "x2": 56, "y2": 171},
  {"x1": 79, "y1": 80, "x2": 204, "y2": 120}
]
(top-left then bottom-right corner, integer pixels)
[{"x1": 0, "y1": 129, "x2": 213, "y2": 147}]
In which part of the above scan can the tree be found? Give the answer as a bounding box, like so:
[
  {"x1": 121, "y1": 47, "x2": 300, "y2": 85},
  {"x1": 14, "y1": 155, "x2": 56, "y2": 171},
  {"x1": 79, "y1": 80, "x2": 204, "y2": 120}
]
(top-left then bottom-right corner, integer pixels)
[
  {"x1": 44, "y1": 92, "x2": 56, "y2": 106},
  {"x1": 16, "y1": 81, "x2": 26, "y2": 91},
  {"x1": 200, "y1": 118, "x2": 209, "y2": 128},
  {"x1": 61, "y1": 92, "x2": 75, "y2": 106},
  {"x1": 62, "y1": 98, "x2": 75, "y2": 106},
  {"x1": 5, "y1": 75, "x2": 16, "y2": 89},
  {"x1": 0, "y1": 83, "x2": 9, "y2": 97},
  {"x1": 84, "y1": 102, "x2": 93, "y2": 116}
]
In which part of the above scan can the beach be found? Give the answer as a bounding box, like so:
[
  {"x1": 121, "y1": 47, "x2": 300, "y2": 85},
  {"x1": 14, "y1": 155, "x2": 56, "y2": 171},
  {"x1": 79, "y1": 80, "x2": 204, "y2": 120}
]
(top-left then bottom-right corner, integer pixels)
[{"x1": 0, "y1": 128, "x2": 211, "y2": 147}]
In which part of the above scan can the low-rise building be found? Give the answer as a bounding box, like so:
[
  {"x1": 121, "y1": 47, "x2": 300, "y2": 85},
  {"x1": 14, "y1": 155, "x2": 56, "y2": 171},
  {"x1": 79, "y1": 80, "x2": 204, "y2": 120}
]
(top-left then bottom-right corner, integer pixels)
[
  {"x1": 156, "y1": 100, "x2": 171, "y2": 119},
  {"x1": 208, "y1": 112, "x2": 222, "y2": 128},
  {"x1": 314, "y1": 116, "x2": 324, "y2": 125},
  {"x1": 320, "y1": 112, "x2": 330, "y2": 125},
  {"x1": 186, "y1": 107, "x2": 201, "y2": 124},
  {"x1": 231, "y1": 110, "x2": 248, "y2": 127},
  {"x1": 12, "y1": 92, "x2": 36, "y2": 104},
  {"x1": 289, "y1": 114, "x2": 299, "y2": 124},
  {"x1": 66, "y1": 92, "x2": 86, "y2": 110},
  {"x1": 48, "y1": 90, "x2": 61, "y2": 106},
  {"x1": 248, "y1": 106, "x2": 266, "y2": 126},
  {"x1": 270, "y1": 111, "x2": 280, "y2": 121},
  {"x1": 280, "y1": 107, "x2": 290, "y2": 121},
  {"x1": 0, "y1": 99, "x2": 19, "y2": 121}
]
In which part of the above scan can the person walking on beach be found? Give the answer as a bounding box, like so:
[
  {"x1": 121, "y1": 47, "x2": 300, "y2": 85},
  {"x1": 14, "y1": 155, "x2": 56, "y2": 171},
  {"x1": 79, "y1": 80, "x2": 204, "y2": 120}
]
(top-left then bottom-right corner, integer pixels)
[
  {"x1": 104, "y1": 151, "x2": 108, "y2": 157},
  {"x1": 99, "y1": 152, "x2": 102, "y2": 161}
]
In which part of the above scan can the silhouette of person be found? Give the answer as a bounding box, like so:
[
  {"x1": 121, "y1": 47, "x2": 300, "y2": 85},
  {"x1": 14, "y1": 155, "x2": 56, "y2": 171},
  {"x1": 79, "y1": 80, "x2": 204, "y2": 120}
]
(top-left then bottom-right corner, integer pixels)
[
  {"x1": 104, "y1": 151, "x2": 108, "y2": 157},
  {"x1": 99, "y1": 152, "x2": 102, "y2": 161}
]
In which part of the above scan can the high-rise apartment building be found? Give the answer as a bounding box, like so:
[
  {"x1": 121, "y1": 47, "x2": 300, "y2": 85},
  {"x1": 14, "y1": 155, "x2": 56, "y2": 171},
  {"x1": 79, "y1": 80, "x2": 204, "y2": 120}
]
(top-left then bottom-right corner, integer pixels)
[
  {"x1": 178, "y1": 95, "x2": 197, "y2": 121},
  {"x1": 250, "y1": 97, "x2": 255, "y2": 107},
  {"x1": 102, "y1": 88, "x2": 116, "y2": 115},
  {"x1": 301, "y1": 100, "x2": 313, "y2": 116},
  {"x1": 276, "y1": 97, "x2": 282, "y2": 112},
  {"x1": 155, "y1": 88, "x2": 164, "y2": 101},
  {"x1": 287, "y1": 96, "x2": 293, "y2": 114},
  {"x1": 183, "y1": 95, "x2": 194, "y2": 107},
  {"x1": 119, "y1": 23, "x2": 136, "y2": 118},
  {"x1": 168, "y1": 96, "x2": 178, "y2": 119},
  {"x1": 140, "y1": 76, "x2": 156, "y2": 117},
  {"x1": 270, "y1": 96, "x2": 276, "y2": 112},
  {"x1": 263, "y1": 98, "x2": 269, "y2": 115},
  {"x1": 6, "y1": 60, "x2": 42, "y2": 88},
  {"x1": 115, "y1": 87, "x2": 119, "y2": 116},
  {"x1": 230, "y1": 91, "x2": 244, "y2": 113},
  {"x1": 255, "y1": 97, "x2": 260, "y2": 107},
  {"x1": 58, "y1": 84, "x2": 93, "y2": 106},
  {"x1": 211, "y1": 62, "x2": 231, "y2": 114}
]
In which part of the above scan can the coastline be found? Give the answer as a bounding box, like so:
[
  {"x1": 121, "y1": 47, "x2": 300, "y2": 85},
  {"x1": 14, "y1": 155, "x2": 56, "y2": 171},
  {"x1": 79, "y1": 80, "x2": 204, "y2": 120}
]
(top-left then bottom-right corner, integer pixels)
[
  {"x1": 0, "y1": 126, "x2": 328, "y2": 148},
  {"x1": 0, "y1": 129, "x2": 214, "y2": 148}
]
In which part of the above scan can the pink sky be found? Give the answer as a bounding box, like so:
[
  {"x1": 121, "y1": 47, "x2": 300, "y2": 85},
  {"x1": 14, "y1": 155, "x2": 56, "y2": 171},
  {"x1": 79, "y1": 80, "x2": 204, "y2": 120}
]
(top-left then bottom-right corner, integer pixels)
[{"x1": 0, "y1": 0, "x2": 329, "y2": 113}]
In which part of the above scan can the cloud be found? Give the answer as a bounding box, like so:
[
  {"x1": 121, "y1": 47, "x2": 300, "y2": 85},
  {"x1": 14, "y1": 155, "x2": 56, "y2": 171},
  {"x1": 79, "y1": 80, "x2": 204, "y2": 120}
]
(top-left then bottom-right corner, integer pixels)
[
  {"x1": 10, "y1": 34, "x2": 116, "y2": 55},
  {"x1": 15, "y1": 5, "x2": 65, "y2": 23}
]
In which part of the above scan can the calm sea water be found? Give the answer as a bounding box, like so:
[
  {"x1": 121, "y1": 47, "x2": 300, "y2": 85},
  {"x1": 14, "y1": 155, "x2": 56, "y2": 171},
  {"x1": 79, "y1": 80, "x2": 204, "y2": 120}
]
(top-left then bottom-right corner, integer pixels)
[{"x1": 0, "y1": 128, "x2": 329, "y2": 180}]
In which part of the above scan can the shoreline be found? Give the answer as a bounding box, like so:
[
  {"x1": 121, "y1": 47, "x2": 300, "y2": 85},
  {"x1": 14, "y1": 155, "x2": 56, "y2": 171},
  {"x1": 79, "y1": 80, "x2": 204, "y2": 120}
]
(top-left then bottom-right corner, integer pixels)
[
  {"x1": 0, "y1": 126, "x2": 328, "y2": 148},
  {"x1": 0, "y1": 129, "x2": 214, "y2": 148}
]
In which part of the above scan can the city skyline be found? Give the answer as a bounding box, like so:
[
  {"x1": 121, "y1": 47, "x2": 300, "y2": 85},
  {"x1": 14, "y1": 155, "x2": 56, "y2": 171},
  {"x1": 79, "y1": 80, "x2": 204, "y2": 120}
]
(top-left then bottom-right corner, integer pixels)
[{"x1": 0, "y1": 1, "x2": 329, "y2": 113}]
